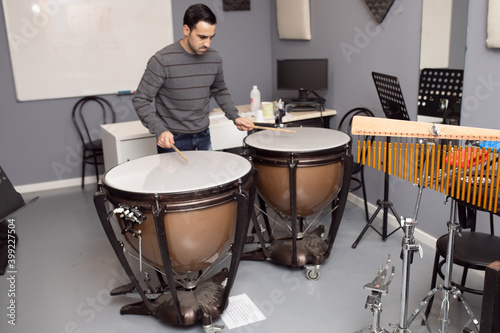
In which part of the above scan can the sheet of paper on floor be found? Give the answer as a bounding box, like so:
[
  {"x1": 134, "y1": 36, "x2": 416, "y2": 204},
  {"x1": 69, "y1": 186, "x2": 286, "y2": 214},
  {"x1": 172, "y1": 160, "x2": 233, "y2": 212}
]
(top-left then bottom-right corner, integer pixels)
[{"x1": 220, "y1": 293, "x2": 266, "y2": 329}]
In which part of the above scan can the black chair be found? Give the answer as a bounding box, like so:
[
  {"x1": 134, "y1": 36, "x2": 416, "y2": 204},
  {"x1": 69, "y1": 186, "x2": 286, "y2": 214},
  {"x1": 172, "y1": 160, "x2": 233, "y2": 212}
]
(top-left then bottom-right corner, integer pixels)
[
  {"x1": 337, "y1": 107, "x2": 375, "y2": 222},
  {"x1": 72, "y1": 96, "x2": 116, "y2": 189},
  {"x1": 424, "y1": 198, "x2": 500, "y2": 319}
]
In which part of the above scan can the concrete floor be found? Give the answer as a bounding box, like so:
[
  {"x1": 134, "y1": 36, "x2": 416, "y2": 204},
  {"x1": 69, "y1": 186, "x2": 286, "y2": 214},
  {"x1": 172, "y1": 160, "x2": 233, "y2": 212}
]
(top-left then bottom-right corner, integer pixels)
[{"x1": 1, "y1": 185, "x2": 484, "y2": 333}]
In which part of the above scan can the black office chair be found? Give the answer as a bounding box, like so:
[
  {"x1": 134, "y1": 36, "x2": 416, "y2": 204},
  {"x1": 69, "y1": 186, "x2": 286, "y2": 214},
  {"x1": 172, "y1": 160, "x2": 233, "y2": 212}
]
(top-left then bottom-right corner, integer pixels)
[
  {"x1": 72, "y1": 96, "x2": 116, "y2": 189},
  {"x1": 337, "y1": 107, "x2": 375, "y2": 221},
  {"x1": 424, "y1": 198, "x2": 500, "y2": 319}
]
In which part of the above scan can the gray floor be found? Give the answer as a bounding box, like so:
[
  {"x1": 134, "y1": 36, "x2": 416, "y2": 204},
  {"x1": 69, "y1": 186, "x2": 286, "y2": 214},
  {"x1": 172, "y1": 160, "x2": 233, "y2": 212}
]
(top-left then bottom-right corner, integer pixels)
[{"x1": 1, "y1": 185, "x2": 484, "y2": 333}]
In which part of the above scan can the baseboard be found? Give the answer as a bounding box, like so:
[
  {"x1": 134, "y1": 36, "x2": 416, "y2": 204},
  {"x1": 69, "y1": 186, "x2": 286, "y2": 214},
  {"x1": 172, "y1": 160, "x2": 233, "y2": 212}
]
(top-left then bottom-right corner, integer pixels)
[
  {"x1": 14, "y1": 175, "x2": 101, "y2": 194},
  {"x1": 347, "y1": 193, "x2": 436, "y2": 249}
]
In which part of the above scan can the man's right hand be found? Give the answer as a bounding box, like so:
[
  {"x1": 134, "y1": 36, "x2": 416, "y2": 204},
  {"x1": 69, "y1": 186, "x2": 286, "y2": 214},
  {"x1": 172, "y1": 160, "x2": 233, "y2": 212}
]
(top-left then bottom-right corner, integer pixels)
[{"x1": 157, "y1": 131, "x2": 174, "y2": 148}]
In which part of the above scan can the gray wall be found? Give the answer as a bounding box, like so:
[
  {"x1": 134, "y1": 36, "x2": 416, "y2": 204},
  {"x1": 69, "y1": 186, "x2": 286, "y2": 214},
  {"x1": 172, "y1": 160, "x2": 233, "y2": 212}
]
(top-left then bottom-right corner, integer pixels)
[
  {"x1": 271, "y1": 0, "x2": 421, "y2": 116},
  {"x1": 0, "y1": 0, "x2": 273, "y2": 186}
]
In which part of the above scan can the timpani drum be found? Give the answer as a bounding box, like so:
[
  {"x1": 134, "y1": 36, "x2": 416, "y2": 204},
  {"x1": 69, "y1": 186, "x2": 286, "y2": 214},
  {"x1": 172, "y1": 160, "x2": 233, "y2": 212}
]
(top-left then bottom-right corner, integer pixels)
[
  {"x1": 94, "y1": 151, "x2": 256, "y2": 326},
  {"x1": 243, "y1": 127, "x2": 351, "y2": 279},
  {"x1": 244, "y1": 127, "x2": 350, "y2": 217},
  {"x1": 102, "y1": 151, "x2": 253, "y2": 274}
]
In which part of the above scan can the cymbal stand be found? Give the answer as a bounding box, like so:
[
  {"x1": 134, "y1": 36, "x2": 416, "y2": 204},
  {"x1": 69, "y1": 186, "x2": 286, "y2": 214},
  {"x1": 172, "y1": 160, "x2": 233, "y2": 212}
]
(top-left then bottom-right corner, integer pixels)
[
  {"x1": 391, "y1": 186, "x2": 424, "y2": 333},
  {"x1": 405, "y1": 198, "x2": 480, "y2": 333}
]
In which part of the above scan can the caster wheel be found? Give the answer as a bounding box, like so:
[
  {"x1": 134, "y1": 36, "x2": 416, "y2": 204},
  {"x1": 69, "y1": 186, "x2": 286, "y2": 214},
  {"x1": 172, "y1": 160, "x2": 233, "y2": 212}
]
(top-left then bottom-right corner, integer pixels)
[{"x1": 306, "y1": 269, "x2": 320, "y2": 280}]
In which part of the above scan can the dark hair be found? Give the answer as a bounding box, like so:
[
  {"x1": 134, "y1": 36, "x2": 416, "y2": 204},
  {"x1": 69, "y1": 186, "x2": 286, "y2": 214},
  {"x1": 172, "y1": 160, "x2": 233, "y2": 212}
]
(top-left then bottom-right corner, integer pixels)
[{"x1": 183, "y1": 4, "x2": 217, "y2": 30}]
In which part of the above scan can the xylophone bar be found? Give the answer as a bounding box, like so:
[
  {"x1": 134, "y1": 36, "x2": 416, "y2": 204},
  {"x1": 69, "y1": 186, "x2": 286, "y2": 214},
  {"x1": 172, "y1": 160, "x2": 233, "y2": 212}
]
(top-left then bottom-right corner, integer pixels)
[{"x1": 356, "y1": 140, "x2": 500, "y2": 214}]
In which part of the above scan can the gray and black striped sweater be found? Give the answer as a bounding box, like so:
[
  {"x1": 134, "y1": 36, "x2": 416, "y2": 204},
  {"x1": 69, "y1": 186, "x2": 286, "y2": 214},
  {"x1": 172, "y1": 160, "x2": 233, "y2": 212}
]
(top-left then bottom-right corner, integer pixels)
[{"x1": 132, "y1": 40, "x2": 239, "y2": 136}]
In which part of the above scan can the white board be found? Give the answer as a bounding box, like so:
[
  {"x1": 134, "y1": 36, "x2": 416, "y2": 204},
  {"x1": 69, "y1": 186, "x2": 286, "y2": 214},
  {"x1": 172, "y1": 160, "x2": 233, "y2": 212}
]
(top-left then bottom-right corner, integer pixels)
[{"x1": 2, "y1": 0, "x2": 174, "y2": 101}]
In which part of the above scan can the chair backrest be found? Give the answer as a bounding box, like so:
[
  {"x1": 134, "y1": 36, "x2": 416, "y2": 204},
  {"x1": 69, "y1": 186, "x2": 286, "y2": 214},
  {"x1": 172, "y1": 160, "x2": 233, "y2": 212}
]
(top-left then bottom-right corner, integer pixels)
[
  {"x1": 337, "y1": 107, "x2": 375, "y2": 154},
  {"x1": 456, "y1": 200, "x2": 497, "y2": 235},
  {"x1": 338, "y1": 107, "x2": 374, "y2": 133},
  {"x1": 72, "y1": 96, "x2": 116, "y2": 148}
]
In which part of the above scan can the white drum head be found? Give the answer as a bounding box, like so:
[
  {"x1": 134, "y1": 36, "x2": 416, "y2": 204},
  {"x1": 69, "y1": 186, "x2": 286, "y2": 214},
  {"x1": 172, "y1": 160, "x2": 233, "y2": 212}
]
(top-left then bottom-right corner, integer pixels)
[
  {"x1": 244, "y1": 127, "x2": 350, "y2": 152},
  {"x1": 104, "y1": 151, "x2": 252, "y2": 194}
]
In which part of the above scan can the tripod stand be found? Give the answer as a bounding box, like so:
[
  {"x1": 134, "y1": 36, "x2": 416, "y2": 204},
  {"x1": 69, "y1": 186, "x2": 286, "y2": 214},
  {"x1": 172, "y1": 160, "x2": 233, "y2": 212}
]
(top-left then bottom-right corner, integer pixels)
[
  {"x1": 352, "y1": 137, "x2": 401, "y2": 248},
  {"x1": 354, "y1": 186, "x2": 424, "y2": 333},
  {"x1": 405, "y1": 198, "x2": 480, "y2": 333},
  {"x1": 353, "y1": 72, "x2": 411, "y2": 248}
]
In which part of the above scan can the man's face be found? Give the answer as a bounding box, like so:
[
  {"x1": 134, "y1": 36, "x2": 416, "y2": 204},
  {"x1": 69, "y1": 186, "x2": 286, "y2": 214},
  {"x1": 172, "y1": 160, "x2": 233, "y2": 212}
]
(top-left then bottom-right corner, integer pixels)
[{"x1": 183, "y1": 21, "x2": 216, "y2": 55}]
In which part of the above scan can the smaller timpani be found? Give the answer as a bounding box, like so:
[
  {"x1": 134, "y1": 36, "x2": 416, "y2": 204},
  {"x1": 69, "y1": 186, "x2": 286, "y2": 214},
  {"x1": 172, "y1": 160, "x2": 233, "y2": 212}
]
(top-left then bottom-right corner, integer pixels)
[
  {"x1": 94, "y1": 151, "x2": 256, "y2": 327},
  {"x1": 244, "y1": 127, "x2": 350, "y2": 217},
  {"x1": 243, "y1": 127, "x2": 352, "y2": 279}
]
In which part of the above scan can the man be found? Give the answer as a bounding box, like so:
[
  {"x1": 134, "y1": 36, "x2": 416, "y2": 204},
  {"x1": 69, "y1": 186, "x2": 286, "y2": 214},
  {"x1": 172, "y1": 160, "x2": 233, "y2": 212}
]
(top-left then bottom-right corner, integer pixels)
[{"x1": 132, "y1": 4, "x2": 254, "y2": 153}]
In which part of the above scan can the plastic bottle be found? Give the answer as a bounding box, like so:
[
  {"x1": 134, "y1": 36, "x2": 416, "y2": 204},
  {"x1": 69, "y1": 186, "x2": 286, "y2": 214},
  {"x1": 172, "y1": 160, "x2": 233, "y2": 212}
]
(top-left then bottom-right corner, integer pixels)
[{"x1": 250, "y1": 85, "x2": 261, "y2": 113}]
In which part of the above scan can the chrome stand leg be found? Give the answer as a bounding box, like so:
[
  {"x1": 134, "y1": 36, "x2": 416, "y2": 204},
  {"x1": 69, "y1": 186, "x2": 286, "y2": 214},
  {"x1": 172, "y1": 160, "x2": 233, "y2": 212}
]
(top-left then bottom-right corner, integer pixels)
[
  {"x1": 406, "y1": 199, "x2": 480, "y2": 333},
  {"x1": 437, "y1": 200, "x2": 480, "y2": 332},
  {"x1": 391, "y1": 217, "x2": 423, "y2": 333}
]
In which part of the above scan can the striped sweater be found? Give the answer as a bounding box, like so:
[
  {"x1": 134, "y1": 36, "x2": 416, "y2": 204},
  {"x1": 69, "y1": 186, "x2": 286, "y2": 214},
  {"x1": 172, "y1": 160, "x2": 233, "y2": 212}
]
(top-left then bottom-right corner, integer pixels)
[{"x1": 132, "y1": 40, "x2": 239, "y2": 136}]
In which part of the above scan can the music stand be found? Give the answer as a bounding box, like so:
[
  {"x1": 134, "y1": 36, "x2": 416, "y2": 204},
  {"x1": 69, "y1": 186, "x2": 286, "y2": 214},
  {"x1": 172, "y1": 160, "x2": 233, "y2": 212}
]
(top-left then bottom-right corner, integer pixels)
[
  {"x1": 418, "y1": 68, "x2": 464, "y2": 125},
  {"x1": 352, "y1": 72, "x2": 410, "y2": 248},
  {"x1": 0, "y1": 166, "x2": 38, "y2": 275}
]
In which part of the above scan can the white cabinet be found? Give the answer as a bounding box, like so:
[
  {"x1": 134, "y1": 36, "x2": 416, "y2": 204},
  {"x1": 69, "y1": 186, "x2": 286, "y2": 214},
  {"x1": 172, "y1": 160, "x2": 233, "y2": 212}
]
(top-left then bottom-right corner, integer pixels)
[
  {"x1": 101, "y1": 114, "x2": 248, "y2": 171},
  {"x1": 101, "y1": 121, "x2": 157, "y2": 172}
]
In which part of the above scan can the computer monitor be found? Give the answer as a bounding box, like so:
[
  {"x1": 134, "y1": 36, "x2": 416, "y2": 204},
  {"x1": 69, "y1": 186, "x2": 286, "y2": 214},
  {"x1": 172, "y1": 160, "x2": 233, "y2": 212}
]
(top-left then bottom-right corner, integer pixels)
[{"x1": 277, "y1": 58, "x2": 328, "y2": 102}]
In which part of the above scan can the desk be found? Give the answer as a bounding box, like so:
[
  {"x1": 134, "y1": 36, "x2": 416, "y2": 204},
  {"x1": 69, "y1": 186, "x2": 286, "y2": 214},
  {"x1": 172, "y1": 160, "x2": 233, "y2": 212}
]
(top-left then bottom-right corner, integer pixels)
[
  {"x1": 102, "y1": 105, "x2": 336, "y2": 171},
  {"x1": 214, "y1": 104, "x2": 337, "y2": 128}
]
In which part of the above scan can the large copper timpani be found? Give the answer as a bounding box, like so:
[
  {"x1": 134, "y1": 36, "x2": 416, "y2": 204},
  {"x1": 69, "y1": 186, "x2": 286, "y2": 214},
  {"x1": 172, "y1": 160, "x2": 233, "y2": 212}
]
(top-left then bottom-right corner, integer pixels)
[
  {"x1": 243, "y1": 127, "x2": 352, "y2": 279},
  {"x1": 93, "y1": 151, "x2": 256, "y2": 327}
]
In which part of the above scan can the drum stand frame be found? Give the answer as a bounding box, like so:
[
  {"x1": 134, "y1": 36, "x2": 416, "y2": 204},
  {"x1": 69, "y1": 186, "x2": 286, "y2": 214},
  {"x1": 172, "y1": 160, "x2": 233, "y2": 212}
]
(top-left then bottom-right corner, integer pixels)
[
  {"x1": 404, "y1": 198, "x2": 480, "y2": 333},
  {"x1": 246, "y1": 151, "x2": 353, "y2": 279},
  {"x1": 93, "y1": 171, "x2": 257, "y2": 329},
  {"x1": 360, "y1": 186, "x2": 423, "y2": 333},
  {"x1": 356, "y1": 186, "x2": 424, "y2": 333},
  {"x1": 381, "y1": 189, "x2": 480, "y2": 333}
]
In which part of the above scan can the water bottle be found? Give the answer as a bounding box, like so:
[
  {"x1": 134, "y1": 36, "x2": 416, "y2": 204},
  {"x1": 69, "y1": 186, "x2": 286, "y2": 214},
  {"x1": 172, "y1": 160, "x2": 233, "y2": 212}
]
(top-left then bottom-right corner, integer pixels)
[{"x1": 250, "y1": 85, "x2": 261, "y2": 113}]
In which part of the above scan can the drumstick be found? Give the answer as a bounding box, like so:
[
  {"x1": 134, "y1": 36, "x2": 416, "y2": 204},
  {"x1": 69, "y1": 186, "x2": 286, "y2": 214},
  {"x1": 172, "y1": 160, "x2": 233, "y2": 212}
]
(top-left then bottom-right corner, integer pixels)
[
  {"x1": 251, "y1": 125, "x2": 296, "y2": 133},
  {"x1": 171, "y1": 144, "x2": 189, "y2": 162}
]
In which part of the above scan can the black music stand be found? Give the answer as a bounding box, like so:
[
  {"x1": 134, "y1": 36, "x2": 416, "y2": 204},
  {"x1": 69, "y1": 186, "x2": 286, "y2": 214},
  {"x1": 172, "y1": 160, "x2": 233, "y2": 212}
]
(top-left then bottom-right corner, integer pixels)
[
  {"x1": 352, "y1": 72, "x2": 410, "y2": 248},
  {"x1": 0, "y1": 166, "x2": 38, "y2": 275},
  {"x1": 418, "y1": 68, "x2": 464, "y2": 125}
]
